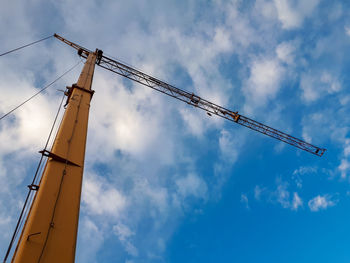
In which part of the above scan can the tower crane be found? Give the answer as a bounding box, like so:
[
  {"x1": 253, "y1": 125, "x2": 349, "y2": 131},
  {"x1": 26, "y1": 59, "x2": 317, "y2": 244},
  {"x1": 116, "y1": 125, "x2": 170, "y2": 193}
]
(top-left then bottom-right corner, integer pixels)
[{"x1": 6, "y1": 34, "x2": 326, "y2": 263}]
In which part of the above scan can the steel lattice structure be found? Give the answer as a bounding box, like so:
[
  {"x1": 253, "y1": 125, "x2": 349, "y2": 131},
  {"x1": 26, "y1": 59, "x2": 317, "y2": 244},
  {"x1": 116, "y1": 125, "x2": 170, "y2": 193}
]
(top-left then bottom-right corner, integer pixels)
[{"x1": 54, "y1": 34, "x2": 326, "y2": 156}]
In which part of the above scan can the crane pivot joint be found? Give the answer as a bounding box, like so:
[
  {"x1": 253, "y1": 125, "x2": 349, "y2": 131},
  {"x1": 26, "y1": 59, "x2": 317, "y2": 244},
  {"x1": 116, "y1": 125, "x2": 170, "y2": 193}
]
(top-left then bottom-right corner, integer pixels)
[{"x1": 96, "y1": 49, "x2": 103, "y2": 65}]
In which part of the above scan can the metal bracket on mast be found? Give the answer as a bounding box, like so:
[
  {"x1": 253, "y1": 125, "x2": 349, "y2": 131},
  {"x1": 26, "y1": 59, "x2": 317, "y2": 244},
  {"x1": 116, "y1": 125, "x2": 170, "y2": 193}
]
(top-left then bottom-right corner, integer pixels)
[
  {"x1": 64, "y1": 83, "x2": 95, "y2": 106},
  {"x1": 27, "y1": 184, "x2": 39, "y2": 191},
  {"x1": 39, "y1": 150, "x2": 81, "y2": 167}
]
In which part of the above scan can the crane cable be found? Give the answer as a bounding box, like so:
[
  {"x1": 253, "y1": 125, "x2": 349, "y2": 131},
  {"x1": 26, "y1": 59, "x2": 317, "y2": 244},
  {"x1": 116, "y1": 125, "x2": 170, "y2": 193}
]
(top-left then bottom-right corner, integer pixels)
[
  {"x1": 0, "y1": 34, "x2": 53, "y2": 57},
  {"x1": 2, "y1": 60, "x2": 82, "y2": 263},
  {"x1": 2, "y1": 92, "x2": 66, "y2": 263},
  {"x1": 0, "y1": 60, "x2": 82, "y2": 121}
]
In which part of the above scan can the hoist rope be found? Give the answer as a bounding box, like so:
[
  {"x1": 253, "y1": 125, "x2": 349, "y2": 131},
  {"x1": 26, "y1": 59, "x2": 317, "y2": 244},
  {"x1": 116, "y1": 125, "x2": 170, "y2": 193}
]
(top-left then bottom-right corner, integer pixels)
[
  {"x1": 2, "y1": 60, "x2": 82, "y2": 263},
  {"x1": 0, "y1": 35, "x2": 53, "y2": 57},
  {"x1": 0, "y1": 60, "x2": 82, "y2": 121}
]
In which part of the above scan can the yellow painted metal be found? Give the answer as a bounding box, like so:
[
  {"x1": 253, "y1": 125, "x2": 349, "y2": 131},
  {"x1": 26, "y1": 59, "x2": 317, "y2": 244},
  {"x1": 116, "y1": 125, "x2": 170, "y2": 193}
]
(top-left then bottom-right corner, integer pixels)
[{"x1": 12, "y1": 52, "x2": 97, "y2": 263}]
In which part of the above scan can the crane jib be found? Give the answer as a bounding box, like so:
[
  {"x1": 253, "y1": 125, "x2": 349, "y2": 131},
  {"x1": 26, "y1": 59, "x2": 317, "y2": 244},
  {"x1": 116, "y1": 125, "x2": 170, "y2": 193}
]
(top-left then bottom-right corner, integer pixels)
[{"x1": 53, "y1": 33, "x2": 326, "y2": 157}]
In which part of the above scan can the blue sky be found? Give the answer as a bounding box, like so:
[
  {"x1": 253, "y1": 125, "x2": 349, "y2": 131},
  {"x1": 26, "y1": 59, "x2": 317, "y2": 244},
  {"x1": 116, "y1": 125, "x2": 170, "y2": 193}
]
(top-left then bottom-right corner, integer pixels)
[{"x1": 0, "y1": 0, "x2": 350, "y2": 262}]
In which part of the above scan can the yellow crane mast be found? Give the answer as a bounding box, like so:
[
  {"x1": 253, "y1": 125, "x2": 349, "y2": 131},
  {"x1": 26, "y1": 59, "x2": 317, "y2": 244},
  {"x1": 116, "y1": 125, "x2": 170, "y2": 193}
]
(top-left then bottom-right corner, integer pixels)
[
  {"x1": 11, "y1": 51, "x2": 99, "y2": 263},
  {"x1": 4, "y1": 34, "x2": 326, "y2": 263}
]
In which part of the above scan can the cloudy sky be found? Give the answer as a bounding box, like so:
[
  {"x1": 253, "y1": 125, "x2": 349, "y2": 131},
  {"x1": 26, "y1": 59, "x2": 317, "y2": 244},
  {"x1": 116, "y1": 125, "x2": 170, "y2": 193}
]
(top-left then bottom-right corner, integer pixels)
[{"x1": 1, "y1": 0, "x2": 350, "y2": 262}]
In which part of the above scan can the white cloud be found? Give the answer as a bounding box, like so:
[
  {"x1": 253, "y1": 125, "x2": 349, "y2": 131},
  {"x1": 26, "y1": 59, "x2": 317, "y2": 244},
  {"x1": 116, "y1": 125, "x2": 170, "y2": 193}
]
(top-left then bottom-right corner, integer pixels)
[
  {"x1": 88, "y1": 75, "x2": 170, "y2": 161},
  {"x1": 213, "y1": 27, "x2": 233, "y2": 53},
  {"x1": 308, "y1": 194, "x2": 336, "y2": 212},
  {"x1": 338, "y1": 159, "x2": 350, "y2": 179},
  {"x1": 176, "y1": 173, "x2": 208, "y2": 200},
  {"x1": 292, "y1": 192, "x2": 303, "y2": 210},
  {"x1": 255, "y1": 0, "x2": 278, "y2": 20},
  {"x1": 114, "y1": 223, "x2": 138, "y2": 257},
  {"x1": 244, "y1": 57, "x2": 284, "y2": 110},
  {"x1": 223, "y1": 1, "x2": 258, "y2": 49},
  {"x1": 300, "y1": 75, "x2": 319, "y2": 102},
  {"x1": 114, "y1": 223, "x2": 135, "y2": 241},
  {"x1": 274, "y1": 0, "x2": 302, "y2": 29},
  {"x1": 344, "y1": 139, "x2": 350, "y2": 157},
  {"x1": 339, "y1": 95, "x2": 350, "y2": 106},
  {"x1": 254, "y1": 185, "x2": 264, "y2": 200},
  {"x1": 218, "y1": 129, "x2": 240, "y2": 164},
  {"x1": 338, "y1": 139, "x2": 350, "y2": 179},
  {"x1": 124, "y1": 242, "x2": 139, "y2": 257},
  {"x1": 292, "y1": 166, "x2": 317, "y2": 188},
  {"x1": 300, "y1": 71, "x2": 341, "y2": 102},
  {"x1": 321, "y1": 72, "x2": 341, "y2": 93},
  {"x1": 274, "y1": 0, "x2": 320, "y2": 29},
  {"x1": 301, "y1": 103, "x2": 350, "y2": 170},
  {"x1": 0, "y1": 72, "x2": 58, "y2": 155},
  {"x1": 213, "y1": 129, "x2": 243, "y2": 192},
  {"x1": 76, "y1": 218, "x2": 105, "y2": 263},
  {"x1": 179, "y1": 107, "x2": 207, "y2": 137},
  {"x1": 140, "y1": 182, "x2": 169, "y2": 214},
  {"x1": 240, "y1": 193, "x2": 249, "y2": 209},
  {"x1": 293, "y1": 166, "x2": 317, "y2": 176},
  {"x1": 276, "y1": 182, "x2": 290, "y2": 208},
  {"x1": 276, "y1": 41, "x2": 296, "y2": 65},
  {"x1": 256, "y1": 181, "x2": 303, "y2": 211},
  {"x1": 82, "y1": 174, "x2": 127, "y2": 217},
  {"x1": 345, "y1": 26, "x2": 350, "y2": 37}
]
